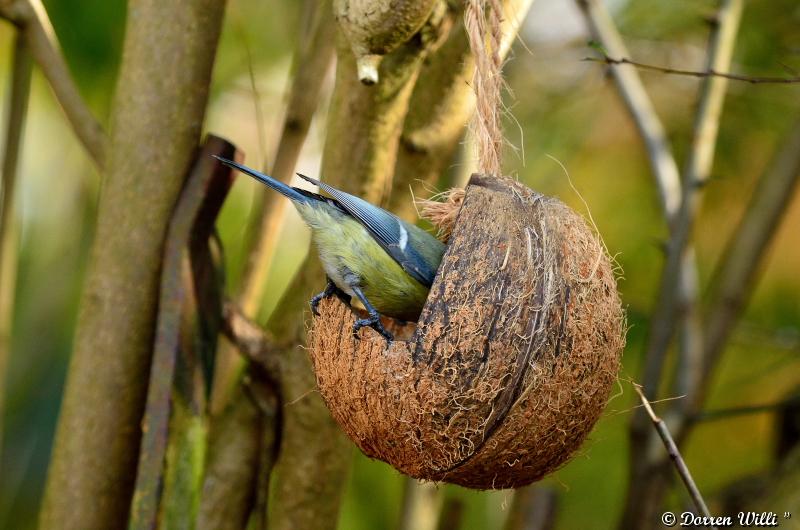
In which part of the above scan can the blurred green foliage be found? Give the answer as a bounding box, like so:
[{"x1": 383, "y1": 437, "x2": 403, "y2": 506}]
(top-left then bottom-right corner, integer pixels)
[
  {"x1": 43, "y1": 0, "x2": 125, "y2": 114},
  {"x1": 1, "y1": 0, "x2": 799, "y2": 529}
]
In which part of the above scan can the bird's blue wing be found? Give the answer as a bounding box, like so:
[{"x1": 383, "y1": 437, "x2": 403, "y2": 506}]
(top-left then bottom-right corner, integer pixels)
[{"x1": 297, "y1": 174, "x2": 440, "y2": 287}]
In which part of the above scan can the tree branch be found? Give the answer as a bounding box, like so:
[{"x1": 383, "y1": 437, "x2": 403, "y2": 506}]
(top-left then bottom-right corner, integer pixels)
[
  {"x1": 196, "y1": 378, "x2": 264, "y2": 530},
  {"x1": 633, "y1": 2, "x2": 743, "y2": 526},
  {"x1": 210, "y1": 0, "x2": 333, "y2": 416},
  {"x1": 39, "y1": 1, "x2": 227, "y2": 527},
  {"x1": 575, "y1": 4, "x2": 699, "y2": 404},
  {"x1": 324, "y1": 5, "x2": 453, "y2": 207},
  {"x1": 577, "y1": 1, "x2": 743, "y2": 527},
  {"x1": 0, "y1": 32, "x2": 32, "y2": 470},
  {"x1": 397, "y1": 479, "x2": 444, "y2": 530},
  {"x1": 220, "y1": 299, "x2": 281, "y2": 381},
  {"x1": 129, "y1": 136, "x2": 236, "y2": 530},
  {"x1": 197, "y1": 365, "x2": 280, "y2": 530},
  {"x1": 695, "y1": 118, "x2": 800, "y2": 411},
  {"x1": 0, "y1": 0, "x2": 108, "y2": 169},
  {"x1": 244, "y1": 367, "x2": 281, "y2": 530},
  {"x1": 585, "y1": 54, "x2": 800, "y2": 84},
  {"x1": 261, "y1": 258, "x2": 352, "y2": 530}
]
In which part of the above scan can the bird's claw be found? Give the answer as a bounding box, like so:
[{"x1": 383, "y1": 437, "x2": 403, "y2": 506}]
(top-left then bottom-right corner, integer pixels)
[
  {"x1": 309, "y1": 291, "x2": 326, "y2": 317},
  {"x1": 353, "y1": 315, "x2": 393, "y2": 342},
  {"x1": 310, "y1": 279, "x2": 352, "y2": 317}
]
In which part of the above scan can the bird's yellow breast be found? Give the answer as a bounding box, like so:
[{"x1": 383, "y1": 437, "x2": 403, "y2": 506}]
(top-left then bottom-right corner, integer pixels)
[{"x1": 297, "y1": 203, "x2": 431, "y2": 322}]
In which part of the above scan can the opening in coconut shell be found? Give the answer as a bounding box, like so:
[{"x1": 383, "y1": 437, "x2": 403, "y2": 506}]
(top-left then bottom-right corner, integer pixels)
[{"x1": 308, "y1": 174, "x2": 625, "y2": 489}]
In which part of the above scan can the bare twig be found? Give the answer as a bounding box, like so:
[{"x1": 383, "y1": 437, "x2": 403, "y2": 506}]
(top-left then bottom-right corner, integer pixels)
[
  {"x1": 641, "y1": 0, "x2": 743, "y2": 400},
  {"x1": 576, "y1": 0, "x2": 681, "y2": 218},
  {"x1": 634, "y1": 385, "x2": 715, "y2": 527},
  {"x1": 585, "y1": 54, "x2": 800, "y2": 84},
  {"x1": 0, "y1": 0, "x2": 108, "y2": 169},
  {"x1": 0, "y1": 32, "x2": 32, "y2": 468}
]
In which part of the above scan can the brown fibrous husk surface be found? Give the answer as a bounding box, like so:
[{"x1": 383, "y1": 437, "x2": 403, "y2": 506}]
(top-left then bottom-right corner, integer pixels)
[{"x1": 308, "y1": 174, "x2": 625, "y2": 489}]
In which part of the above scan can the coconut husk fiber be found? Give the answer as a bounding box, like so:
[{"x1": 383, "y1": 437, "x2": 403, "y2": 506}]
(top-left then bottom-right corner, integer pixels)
[{"x1": 308, "y1": 174, "x2": 625, "y2": 489}]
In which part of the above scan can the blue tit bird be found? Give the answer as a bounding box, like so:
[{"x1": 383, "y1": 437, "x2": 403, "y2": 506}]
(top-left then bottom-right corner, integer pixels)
[{"x1": 213, "y1": 156, "x2": 446, "y2": 341}]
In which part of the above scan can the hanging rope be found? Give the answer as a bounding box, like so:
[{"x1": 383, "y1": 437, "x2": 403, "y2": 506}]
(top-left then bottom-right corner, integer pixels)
[
  {"x1": 418, "y1": 0, "x2": 507, "y2": 240},
  {"x1": 465, "y1": 0, "x2": 505, "y2": 177}
]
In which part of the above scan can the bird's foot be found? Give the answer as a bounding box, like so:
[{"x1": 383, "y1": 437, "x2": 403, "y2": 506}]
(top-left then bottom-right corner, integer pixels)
[
  {"x1": 310, "y1": 279, "x2": 352, "y2": 316},
  {"x1": 353, "y1": 313, "x2": 393, "y2": 342}
]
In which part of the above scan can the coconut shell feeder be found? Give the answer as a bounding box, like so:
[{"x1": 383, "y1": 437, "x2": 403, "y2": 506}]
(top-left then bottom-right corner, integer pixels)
[
  {"x1": 307, "y1": 0, "x2": 625, "y2": 489},
  {"x1": 308, "y1": 174, "x2": 625, "y2": 489}
]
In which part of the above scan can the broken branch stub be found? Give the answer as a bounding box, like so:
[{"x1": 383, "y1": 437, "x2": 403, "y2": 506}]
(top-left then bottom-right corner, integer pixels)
[{"x1": 334, "y1": 0, "x2": 440, "y2": 84}]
